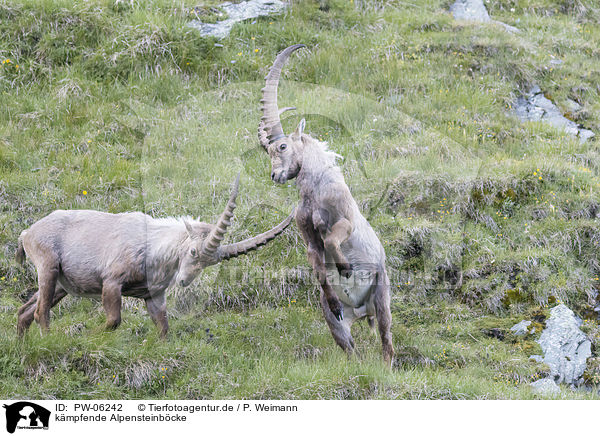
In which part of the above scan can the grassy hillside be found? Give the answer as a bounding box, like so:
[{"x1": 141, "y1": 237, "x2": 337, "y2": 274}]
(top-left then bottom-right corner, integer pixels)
[{"x1": 1, "y1": 0, "x2": 599, "y2": 399}]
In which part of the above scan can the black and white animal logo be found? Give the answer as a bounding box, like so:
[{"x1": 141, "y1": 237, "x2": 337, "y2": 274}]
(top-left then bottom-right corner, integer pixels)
[{"x1": 3, "y1": 402, "x2": 50, "y2": 433}]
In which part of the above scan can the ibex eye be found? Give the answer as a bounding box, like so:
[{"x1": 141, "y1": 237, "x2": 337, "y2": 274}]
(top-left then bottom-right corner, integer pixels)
[
  {"x1": 279, "y1": 143, "x2": 287, "y2": 151},
  {"x1": 191, "y1": 248, "x2": 197, "y2": 257}
]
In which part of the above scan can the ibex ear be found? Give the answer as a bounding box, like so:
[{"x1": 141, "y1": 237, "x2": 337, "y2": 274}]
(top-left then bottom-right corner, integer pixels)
[
  {"x1": 293, "y1": 118, "x2": 305, "y2": 138},
  {"x1": 184, "y1": 220, "x2": 195, "y2": 238}
]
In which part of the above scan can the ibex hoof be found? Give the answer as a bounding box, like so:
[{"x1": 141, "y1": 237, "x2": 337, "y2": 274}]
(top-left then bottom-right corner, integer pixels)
[
  {"x1": 337, "y1": 263, "x2": 353, "y2": 279},
  {"x1": 328, "y1": 299, "x2": 343, "y2": 322}
]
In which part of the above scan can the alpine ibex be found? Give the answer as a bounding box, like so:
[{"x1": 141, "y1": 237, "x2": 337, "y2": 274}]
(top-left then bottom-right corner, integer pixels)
[
  {"x1": 15, "y1": 175, "x2": 293, "y2": 338},
  {"x1": 258, "y1": 45, "x2": 394, "y2": 365}
]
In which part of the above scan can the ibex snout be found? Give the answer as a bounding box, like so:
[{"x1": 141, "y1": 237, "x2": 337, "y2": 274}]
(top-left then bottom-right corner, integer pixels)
[
  {"x1": 175, "y1": 272, "x2": 193, "y2": 288},
  {"x1": 271, "y1": 169, "x2": 288, "y2": 184}
]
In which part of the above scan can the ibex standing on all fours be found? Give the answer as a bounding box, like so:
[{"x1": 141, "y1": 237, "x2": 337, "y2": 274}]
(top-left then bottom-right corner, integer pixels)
[
  {"x1": 258, "y1": 44, "x2": 394, "y2": 365},
  {"x1": 15, "y1": 175, "x2": 293, "y2": 338}
]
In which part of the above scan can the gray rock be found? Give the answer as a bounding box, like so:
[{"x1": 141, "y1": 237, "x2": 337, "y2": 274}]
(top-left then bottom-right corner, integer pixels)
[
  {"x1": 564, "y1": 99, "x2": 582, "y2": 112},
  {"x1": 510, "y1": 320, "x2": 532, "y2": 336},
  {"x1": 578, "y1": 129, "x2": 595, "y2": 142},
  {"x1": 529, "y1": 85, "x2": 542, "y2": 94},
  {"x1": 529, "y1": 354, "x2": 544, "y2": 363},
  {"x1": 450, "y1": 0, "x2": 490, "y2": 22},
  {"x1": 514, "y1": 87, "x2": 595, "y2": 142},
  {"x1": 536, "y1": 304, "x2": 592, "y2": 386},
  {"x1": 188, "y1": 0, "x2": 286, "y2": 39},
  {"x1": 530, "y1": 378, "x2": 561, "y2": 395},
  {"x1": 450, "y1": 0, "x2": 520, "y2": 33},
  {"x1": 493, "y1": 20, "x2": 520, "y2": 33}
]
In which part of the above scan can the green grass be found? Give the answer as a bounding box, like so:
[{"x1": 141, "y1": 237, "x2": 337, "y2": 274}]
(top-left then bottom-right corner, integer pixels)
[{"x1": 1, "y1": 0, "x2": 599, "y2": 399}]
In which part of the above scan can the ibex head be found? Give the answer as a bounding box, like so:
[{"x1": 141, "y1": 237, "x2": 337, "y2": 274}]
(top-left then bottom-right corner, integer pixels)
[
  {"x1": 258, "y1": 44, "x2": 307, "y2": 184},
  {"x1": 175, "y1": 174, "x2": 293, "y2": 286}
]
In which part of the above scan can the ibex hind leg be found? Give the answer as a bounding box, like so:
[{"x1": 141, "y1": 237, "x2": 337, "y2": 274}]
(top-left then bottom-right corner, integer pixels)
[
  {"x1": 353, "y1": 301, "x2": 377, "y2": 336},
  {"x1": 17, "y1": 291, "x2": 39, "y2": 336},
  {"x1": 145, "y1": 292, "x2": 168, "y2": 339},
  {"x1": 320, "y1": 291, "x2": 355, "y2": 355},
  {"x1": 19, "y1": 288, "x2": 67, "y2": 336},
  {"x1": 374, "y1": 270, "x2": 394, "y2": 367},
  {"x1": 33, "y1": 260, "x2": 60, "y2": 331},
  {"x1": 367, "y1": 315, "x2": 376, "y2": 335}
]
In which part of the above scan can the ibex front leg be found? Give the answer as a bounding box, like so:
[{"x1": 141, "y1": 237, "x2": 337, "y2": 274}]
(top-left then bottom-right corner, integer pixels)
[
  {"x1": 102, "y1": 280, "x2": 122, "y2": 330},
  {"x1": 297, "y1": 212, "x2": 344, "y2": 321},
  {"x1": 306, "y1": 245, "x2": 344, "y2": 321},
  {"x1": 324, "y1": 218, "x2": 353, "y2": 278},
  {"x1": 145, "y1": 292, "x2": 168, "y2": 338}
]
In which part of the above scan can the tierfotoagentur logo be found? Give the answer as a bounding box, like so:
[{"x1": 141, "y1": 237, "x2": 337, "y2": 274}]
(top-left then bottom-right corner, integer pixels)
[{"x1": 2, "y1": 402, "x2": 50, "y2": 433}]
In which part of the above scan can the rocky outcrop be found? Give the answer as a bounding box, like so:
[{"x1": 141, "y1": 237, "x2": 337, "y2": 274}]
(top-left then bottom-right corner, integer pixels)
[
  {"x1": 530, "y1": 378, "x2": 560, "y2": 395},
  {"x1": 450, "y1": 0, "x2": 491, "y2": 22},
  {"x1": 189, "y1": 0, "x2": 286, "y2": 39},
  {"x1": 531, "y1": 304, "x2": 591, "y2": 389},
  {"x1": 514, "y1": 86, "x2": 595, "y2": 142},
  {"x1": 510, "y1": 320, "x2": 532, "y2": 336},
  {"x1": 450, "y1": 0, "x2": 520, "y2": 33},
  {"x1": 450, "y1": 3, "x2": 596, "y2": 142}
]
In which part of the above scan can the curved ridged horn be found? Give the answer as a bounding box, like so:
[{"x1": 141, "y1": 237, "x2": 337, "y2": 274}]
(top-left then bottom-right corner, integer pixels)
[
  {"x1": 258, "y1": 108, "x2": 296, "y2": 149},
  {"x1": 258, "y1": 44, "x2": 306, "y2": 150},
  {"x1": 218, "y1": 209, "x2": 295, "y2": 261},
  {"x1": 279, "y1": 106, "x2": 296, "y2": 116},
  {"x1": 202, "y1": 174, "x2": 240, "y2": 257}
]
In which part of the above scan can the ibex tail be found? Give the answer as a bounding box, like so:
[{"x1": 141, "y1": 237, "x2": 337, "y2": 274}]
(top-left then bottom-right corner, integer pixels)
[{"x1": 16, "y1": 231, "x2": 27, "y2": 265}]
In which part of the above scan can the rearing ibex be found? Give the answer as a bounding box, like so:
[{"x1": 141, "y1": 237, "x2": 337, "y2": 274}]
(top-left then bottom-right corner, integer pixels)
[
  {"x1": 258, "y1": 45, "x2": 394, "y2": 365},
  {"x1": 16, "y1": 175, "x2": 293, "y2": 338}
]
